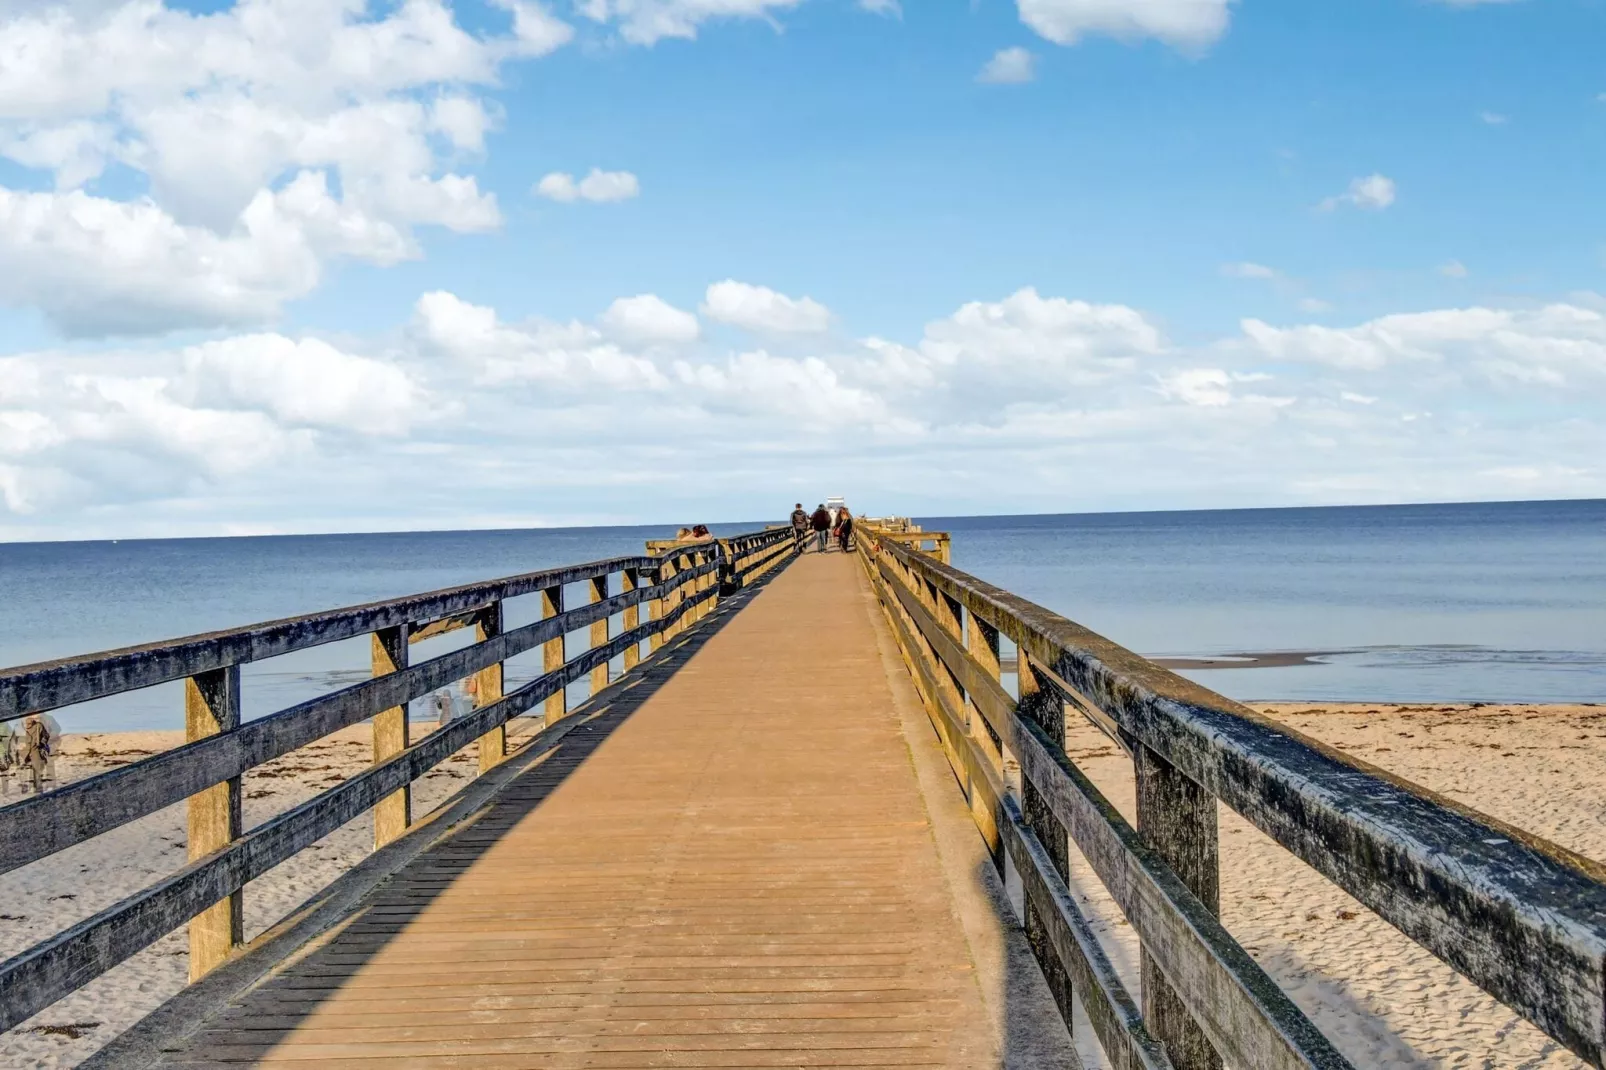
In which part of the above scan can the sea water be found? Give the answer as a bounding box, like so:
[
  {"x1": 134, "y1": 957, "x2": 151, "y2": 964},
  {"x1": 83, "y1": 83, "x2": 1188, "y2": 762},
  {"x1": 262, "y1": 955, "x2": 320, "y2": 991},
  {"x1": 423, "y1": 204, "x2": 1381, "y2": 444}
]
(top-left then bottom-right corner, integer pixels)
[
  {"x1": 930, "y1": 499, "x2": 1606, "y2": 705},
  {"x1": 1, "y1": 501, "x2": 1602, "y2": 731}
]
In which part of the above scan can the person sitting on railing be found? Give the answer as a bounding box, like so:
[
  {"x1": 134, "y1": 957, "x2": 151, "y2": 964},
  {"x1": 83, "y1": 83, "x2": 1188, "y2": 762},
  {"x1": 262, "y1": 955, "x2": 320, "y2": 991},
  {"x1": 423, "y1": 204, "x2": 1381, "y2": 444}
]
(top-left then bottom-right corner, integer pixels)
[{"x1": 809, "y1": 504, "x2": 831, "y2": 553}]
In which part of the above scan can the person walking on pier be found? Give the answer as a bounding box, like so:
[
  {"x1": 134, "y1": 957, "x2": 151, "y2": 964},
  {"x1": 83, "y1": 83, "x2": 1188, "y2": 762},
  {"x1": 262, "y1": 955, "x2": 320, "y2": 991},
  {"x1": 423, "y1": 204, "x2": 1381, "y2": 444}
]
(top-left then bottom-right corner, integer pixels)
[
  {"x1": 810, "y1": 504, "x2": 831, "y2": 553},
  {"x1": 790, "y1": 503, "x2": 809, "y2": 552},
  {"x1": 836, "y1": 507, "x2": 855, "y2": 553}
]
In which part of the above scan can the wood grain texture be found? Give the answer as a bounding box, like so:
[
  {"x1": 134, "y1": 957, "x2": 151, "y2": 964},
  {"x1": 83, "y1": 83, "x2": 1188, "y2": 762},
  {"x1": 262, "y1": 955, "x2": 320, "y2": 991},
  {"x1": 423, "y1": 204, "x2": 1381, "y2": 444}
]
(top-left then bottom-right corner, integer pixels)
[
  {"x1": 371, "y1": 625, "x2": 411, "y2": 850},
  {"x1": 139, "y1": 553, "x2": 998, "y2": 1069},
  {"x1": 185, "y1": 665, "x2": 242, "y2": 982},
  {"x1": 870, "y1": 531, "x2": 1606, "y2": 1067}
]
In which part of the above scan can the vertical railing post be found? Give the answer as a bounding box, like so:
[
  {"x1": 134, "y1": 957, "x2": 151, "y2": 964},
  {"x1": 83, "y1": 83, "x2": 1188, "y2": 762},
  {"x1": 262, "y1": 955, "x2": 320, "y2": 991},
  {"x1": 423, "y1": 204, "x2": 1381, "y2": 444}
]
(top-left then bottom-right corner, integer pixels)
[
  {"x1": 372, "y1": 624, "x2": 410, "y2": 849},
  {"x1": 1016, "y1": 647, "x2": 1075, "y2": 1032},
  {"x1": 186, "y1": 664, "x2": 242, "y2": 981},
  {"x1": 650, "y1": 559, "x2": 670, "y2": 652},
  {"x1": 542, "y1": 585, "x2": 566, "y2": 725},
  {"x1": 1136, "y1": 744, "x2": 1222, "y2": 1070},
  {"x1": 622, "y1": 567, "x2": 642, "y2": 673},
  {"x1": 475, "y1": 601, "x2": 505, "y2": 773},
  {"x1": 965, "y1": 613, "x2": 1006, "y2": 868},
  {"x1": 589, "y1": 573, "x2": 610, "y2": 697}
]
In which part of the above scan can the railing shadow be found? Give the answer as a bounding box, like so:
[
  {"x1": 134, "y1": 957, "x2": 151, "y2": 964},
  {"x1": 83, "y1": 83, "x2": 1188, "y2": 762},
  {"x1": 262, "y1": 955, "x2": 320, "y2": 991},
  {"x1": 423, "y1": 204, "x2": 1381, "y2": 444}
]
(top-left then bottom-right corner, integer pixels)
[{"x1": 82, "y1": 557, "x2": 794, "y2": 1068}]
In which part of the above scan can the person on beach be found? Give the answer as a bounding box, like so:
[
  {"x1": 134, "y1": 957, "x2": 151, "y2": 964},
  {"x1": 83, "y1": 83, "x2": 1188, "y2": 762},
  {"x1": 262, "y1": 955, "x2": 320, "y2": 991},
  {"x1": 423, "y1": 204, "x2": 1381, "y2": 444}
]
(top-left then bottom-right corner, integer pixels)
[
  {"x1": 790, "y1": 503, "x2": 809, "y2": 552},
  {"x1": 20, "y1": 715, "x2": 50, "y2": 794},
  {"x1": 836, "y1": 507, "x2": 855, "y2": 553},
  {"x1": 433, "y1": 688, "x2": 457, "y2": 729},
  {"x1": 810, "y1": 504, "x2": 831, "y2": 552}
]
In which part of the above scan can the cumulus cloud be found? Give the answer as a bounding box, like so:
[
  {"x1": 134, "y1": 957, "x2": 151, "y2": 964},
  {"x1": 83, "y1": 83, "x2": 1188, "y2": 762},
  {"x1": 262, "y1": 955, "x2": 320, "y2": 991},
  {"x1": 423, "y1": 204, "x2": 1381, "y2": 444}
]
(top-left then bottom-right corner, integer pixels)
[
  {"x1": 1318, "y1": 173, "x2": 1396, "y2": 212},
  {"x1": 702, "y1": 281, "x2": 833, "y2": 334},
  {"x1": 1017, "y1": 0, "x2": 1234, "y2": 51},
  {"x1": 978, "y1": 47, "x2": 1036, "y2": 84},
  {"x1": 577, "y1": 0, "x2": 805, "y2": 46},
  {"x1": 599, "y1": 294, "x2": 700, "y2": 344},
  {"x1": 0, "y1": 0, "x2": 571, "y2": 336},
  {"x1": 535, "y1": 168, "x2": 641, "y2": 203},
  {"x1": 8, "y1": 282, "x2": 1606, "y2": 537}
]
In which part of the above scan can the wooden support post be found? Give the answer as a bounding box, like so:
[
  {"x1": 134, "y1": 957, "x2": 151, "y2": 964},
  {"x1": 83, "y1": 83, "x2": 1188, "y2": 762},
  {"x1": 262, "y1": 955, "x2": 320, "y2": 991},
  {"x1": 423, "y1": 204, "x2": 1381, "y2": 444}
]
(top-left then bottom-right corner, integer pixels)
[
  {"x1": 371, "y1": 624, "x2": 410, "y2": 849},
  {"x1": 1017, "y1": 655, "x2": 1075, "y2": 1031},
  {"x1": 966, "y1": 614, "x2": 1006, "y2": 866},
  {"x1": 650, "y1": 562, "x2": 669, "y2": 652},
  {"x1": 589, "y1": 574, "x2": 610, "y2": 696},
  {"x1": 475, "y1": 601, "x2": 506, "y2": 773},
  {"x1": 186, "y1": 664, "x2": 242, "y2": 981},
  {"x1": 542, "y1": 585, "x2": 567, "y2": 725},
  {"x1": 1136, "y1": 742, "x2": 1223, "y2": 1070},
  {"x1": 622, "y1": 568, "x2": 641, "y2": 672}
]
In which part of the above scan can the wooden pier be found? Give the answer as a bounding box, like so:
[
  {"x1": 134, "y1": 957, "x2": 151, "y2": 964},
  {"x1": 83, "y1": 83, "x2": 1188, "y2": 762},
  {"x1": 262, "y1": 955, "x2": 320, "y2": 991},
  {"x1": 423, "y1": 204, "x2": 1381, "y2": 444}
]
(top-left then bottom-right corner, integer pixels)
[{"x1": 3, "y1": 520, "x2": 1606, "y2": 1068}]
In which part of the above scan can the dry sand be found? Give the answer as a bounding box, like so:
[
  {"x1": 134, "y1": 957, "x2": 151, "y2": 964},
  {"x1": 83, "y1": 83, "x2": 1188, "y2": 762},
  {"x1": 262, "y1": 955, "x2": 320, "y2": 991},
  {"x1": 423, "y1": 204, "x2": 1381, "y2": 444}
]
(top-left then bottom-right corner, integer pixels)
[
  {"x1": 1060, "y1": 702, "x2": 1606, "y2": 1070},
  {"x1": 1, "y1": 704, "x2": 1601, "y2": 1068}
]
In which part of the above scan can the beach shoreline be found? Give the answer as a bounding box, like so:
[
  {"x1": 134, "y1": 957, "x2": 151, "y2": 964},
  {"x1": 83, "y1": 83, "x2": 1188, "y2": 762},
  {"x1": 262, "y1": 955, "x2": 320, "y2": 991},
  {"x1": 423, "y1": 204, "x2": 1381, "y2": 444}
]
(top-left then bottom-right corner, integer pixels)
[{"x1": 2, "y1": 703, "x2": 1601, "y2": 1069}]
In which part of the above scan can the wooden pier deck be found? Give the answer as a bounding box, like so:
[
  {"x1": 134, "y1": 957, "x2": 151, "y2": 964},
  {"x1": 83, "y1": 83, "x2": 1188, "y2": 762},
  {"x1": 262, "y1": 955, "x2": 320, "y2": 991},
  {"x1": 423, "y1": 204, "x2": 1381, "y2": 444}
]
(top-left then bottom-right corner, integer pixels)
[{"x1": 139, "y1": 554, "x2": 1013, "y2": 1068}]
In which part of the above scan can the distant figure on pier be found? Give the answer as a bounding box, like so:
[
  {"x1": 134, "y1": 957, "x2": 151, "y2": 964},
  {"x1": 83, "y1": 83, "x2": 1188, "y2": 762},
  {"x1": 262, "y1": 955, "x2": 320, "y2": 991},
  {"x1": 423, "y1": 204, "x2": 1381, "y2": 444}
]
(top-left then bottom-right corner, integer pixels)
[
  {"x1": 836, "y1": 507, "x2": 855, "y2": 553},
  {"x1": 433, "y1": 688, "x2": 457, "y2": 729},
  {"x1": 809, "y1": 504, "x2": 831, "y2": 553},
  {"x1": 790, "y1": 503, "x2": 809, "y2": 551}
]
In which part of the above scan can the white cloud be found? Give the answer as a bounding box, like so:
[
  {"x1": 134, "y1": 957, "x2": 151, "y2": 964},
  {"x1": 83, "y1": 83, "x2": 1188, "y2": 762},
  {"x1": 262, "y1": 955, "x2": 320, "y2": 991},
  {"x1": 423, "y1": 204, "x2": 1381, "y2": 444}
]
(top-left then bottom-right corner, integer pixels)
[
  {"x1": 577, "y1": 0, "x2": 805, "y2": 46},
  {"x1": 702, "y1": 280, "x2": 833, "y2": 334},
  {"x1": 599, "y1": 294, "x2": 701, "y2": 344},
  {"x1": 1298, "y1": 297, "x2": 1334, "y2": 313},
  {"x1": 1318, "y1": 173, "x2": 1396, "y2": 212},
  {"x1": 1439, "y1": 259, "x2": 1469, "y2": 278},
  {"x1": 1241, "y1": 303, "x2": 1606, "y2": 387},
  {"x1": 535, "y1": 168, "x2": 641, "y2": 203},
  {"x1": 0, "y1": 0, "x2": 571, "y2": 337},
  {"x1": 978, "y1": 47, "x2": 1036, "y2": 84},
  {"x1": 859, "y1": 0, "x2": 901, "y2": 15},
  {"x1": 1016, "y1": 0, "x2": 1234, "y2": 51},
  {"x1": 1221, "y1": 261, "x2": 1279, "y2": 280},
  {"x1": 8, "y1": 282, "x2": 1606, "y2": 537},
  {"x1": 1479, "y1": 111, "x2": 1508, "y2": 125}
]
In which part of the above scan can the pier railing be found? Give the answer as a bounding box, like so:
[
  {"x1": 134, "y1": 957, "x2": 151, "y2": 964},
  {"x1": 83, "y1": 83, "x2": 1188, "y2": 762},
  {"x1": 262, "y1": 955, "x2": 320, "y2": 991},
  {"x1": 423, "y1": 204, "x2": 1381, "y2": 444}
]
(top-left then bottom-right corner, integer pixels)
[
  {"x1": 0, "y1": 525, "x2": 795, "y2": 1032},
  {"x1": 858, "y1": 523, "x2": 1606, "y2": 1070}
]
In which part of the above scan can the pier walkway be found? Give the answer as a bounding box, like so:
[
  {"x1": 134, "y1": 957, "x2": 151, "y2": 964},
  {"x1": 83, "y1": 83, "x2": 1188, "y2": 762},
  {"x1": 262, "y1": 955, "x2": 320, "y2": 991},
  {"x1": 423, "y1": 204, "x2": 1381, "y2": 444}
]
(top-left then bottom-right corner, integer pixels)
[
  {"x1": 96, "y1": 554, "x2": 1064, "y2": 1069},
  {"x1": 6, "y1": 520, "x2": 1606, "y2": 1070}
]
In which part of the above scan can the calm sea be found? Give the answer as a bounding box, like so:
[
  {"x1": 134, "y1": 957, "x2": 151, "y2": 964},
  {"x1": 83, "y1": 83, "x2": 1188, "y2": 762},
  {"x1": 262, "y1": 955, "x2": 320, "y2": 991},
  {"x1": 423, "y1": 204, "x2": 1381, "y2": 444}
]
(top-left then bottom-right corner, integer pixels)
[{"x1": 1, "y1": 501, "x2": 1602, "y2": 731}]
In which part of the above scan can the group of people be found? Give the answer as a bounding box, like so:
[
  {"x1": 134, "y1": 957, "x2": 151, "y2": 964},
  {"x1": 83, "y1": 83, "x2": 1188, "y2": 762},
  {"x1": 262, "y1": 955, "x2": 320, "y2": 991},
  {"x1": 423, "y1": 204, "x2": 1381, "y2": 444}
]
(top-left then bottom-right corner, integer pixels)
[
  {"x1": 791, "y1": 502, "x2": 854, "y2": 554},
  {"x1": 0, "y1": 714, "x2": 57, "y2": 795}
]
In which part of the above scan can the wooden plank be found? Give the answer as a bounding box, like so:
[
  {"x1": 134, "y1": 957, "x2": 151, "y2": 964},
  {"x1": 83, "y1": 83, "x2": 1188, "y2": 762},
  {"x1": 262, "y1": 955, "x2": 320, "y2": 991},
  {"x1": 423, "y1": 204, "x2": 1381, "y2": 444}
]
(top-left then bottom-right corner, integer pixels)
[
  {"x1": 590, "y1": 574, "x2": 611, "y2": 696},
  {"x1": 0, "y1": 556, "x2": 663, "y2": 719},
  {"x1": 0, "y1": 577, "x2": 676, "y2": 878},
  {"x1": 186, "y1": 665, "x2": 242, "y2": 981},
  {"x1": 1000, "y1": 796, "x2": 1174, "y2": 1070},
  {"x1": 475, "y1": 602, "x2": 506, "y2": 774},
  {"x1": 541, "y1": 586, "x2": 565, "y2": 726},
  {"x1": 371, "y1": 625, "x2": 410, "y2": 849},
  {"x1": 1134, "y1": 742, "x2": 1221, "y2": 1070},
  {"x1": 877, "y1": 537, "x2": 1606, "y2": 1067},
  {"x1": 0, "y1": 611, "x2": 673, "y2": 1034},
  {"x1": 622, "y1": 568, "x2": 642, "y2": 674}
]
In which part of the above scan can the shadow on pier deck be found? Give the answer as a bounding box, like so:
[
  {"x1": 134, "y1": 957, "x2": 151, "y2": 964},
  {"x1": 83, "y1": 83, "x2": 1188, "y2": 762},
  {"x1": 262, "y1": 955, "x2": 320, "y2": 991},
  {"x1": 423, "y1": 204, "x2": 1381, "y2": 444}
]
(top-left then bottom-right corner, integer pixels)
[{"x1": 89, "y1": 554, "x2": 1074, "y2": 1069}]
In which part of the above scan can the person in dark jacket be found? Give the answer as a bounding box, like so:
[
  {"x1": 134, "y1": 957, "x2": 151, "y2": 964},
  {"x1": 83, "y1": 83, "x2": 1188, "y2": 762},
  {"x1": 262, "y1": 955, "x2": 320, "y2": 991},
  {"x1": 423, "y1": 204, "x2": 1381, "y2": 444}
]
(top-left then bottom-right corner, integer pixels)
[
  {"x1": 810, "y1": 504, "x2": 831, "y2": 552},
  {"x1": 790, "y1": 503, "x2": 809, "y2": 551},
  {"x1": 836, "y1": 507, "x2": 855, "y2": 553}
]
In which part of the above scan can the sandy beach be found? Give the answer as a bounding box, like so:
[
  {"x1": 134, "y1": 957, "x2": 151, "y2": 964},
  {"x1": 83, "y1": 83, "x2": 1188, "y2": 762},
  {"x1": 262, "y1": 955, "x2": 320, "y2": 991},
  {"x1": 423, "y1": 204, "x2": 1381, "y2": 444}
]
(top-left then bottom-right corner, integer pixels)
[{"x1": 1, "y1": 703, "x2": 1601, "y2": 1069}]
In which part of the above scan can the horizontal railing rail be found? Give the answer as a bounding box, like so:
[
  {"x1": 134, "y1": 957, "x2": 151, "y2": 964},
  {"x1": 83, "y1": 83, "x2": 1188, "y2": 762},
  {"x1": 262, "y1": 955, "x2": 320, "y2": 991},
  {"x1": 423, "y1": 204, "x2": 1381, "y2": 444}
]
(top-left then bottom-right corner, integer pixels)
[
  {"x1": 0, "y1": 524, "x2": 798, "y2": 1034},
  {"x1": 858, "y1": 525, "x2": 1606, "y2": 1069}
]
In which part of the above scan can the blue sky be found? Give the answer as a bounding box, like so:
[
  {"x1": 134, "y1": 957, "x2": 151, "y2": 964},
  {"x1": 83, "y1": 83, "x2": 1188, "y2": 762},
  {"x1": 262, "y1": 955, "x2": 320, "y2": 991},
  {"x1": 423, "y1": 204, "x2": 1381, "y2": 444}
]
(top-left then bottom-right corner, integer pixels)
[{"x1": 1, "y1": 0, "x2": 1603, "y2": 538}]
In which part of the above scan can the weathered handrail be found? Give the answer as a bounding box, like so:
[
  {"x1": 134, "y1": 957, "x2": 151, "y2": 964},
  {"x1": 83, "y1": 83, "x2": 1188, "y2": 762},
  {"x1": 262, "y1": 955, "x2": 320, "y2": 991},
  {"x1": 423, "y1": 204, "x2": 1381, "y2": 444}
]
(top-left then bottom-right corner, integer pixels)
[
  {"x1": 858, "y1": 525, "x2": 1606, "y2": 1069},
  {"x1": 0, "y1": 525, "x2": 796, "y2": 1033}
]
